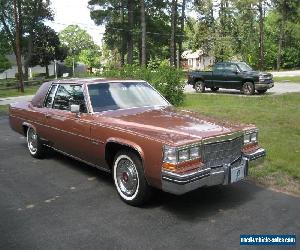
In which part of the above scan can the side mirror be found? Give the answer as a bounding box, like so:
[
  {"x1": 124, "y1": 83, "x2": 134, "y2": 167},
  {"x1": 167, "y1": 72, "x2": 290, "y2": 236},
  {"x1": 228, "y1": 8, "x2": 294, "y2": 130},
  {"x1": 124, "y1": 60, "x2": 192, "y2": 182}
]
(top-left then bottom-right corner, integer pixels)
[{"x1": 70, "y1": 104, "x2": 80, "y2": 117}]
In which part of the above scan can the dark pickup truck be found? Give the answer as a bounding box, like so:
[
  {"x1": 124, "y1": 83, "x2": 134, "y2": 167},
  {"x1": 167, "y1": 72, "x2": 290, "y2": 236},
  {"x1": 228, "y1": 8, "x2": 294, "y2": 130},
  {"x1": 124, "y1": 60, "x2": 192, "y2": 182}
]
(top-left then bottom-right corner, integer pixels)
[{"x1": 187, "y1": 62, "x2": 274, "y2": 95}]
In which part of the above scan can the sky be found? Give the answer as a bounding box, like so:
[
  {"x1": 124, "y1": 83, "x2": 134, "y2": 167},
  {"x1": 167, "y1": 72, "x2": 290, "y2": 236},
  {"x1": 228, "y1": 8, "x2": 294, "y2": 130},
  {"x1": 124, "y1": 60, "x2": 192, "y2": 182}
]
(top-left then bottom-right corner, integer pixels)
[{"x1": 45, "y1": 0, "x2": 105, "y2": 45}]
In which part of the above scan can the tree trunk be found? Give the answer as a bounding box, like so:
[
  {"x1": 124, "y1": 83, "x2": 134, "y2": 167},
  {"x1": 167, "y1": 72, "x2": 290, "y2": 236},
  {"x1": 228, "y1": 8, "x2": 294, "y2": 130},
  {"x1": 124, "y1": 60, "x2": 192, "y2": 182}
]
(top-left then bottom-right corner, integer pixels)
[
  {"x1": 140, "y1": 0, "x2": 146, "y2": 66},
  {"x1": 13, "y1": 0, "x2": 24, "y2": 92},
  {"x1": 178, "y1": 0, "x2": 186, "y2": 68},
  {"x1": 170, "y1": 0, "x2": 177, "y2": 66},
  {"x1": 45, "y1": 65, "x2": 49, "y2": 77},
  {"x1": 277, "y1": 25, "x2": 283, "y2": 71},
  {"x1": 127, "y1": 0, "x2": 134, "y2": 64},
  {"x1": 258, "y1": 0, "x2": 264, "y2": 71},
  {"x1": 120, "y1": 0, "x2": 125, "y2": 66},
  {"x1": 24, "y1": 33, "x2": 33, "y2": 80}
]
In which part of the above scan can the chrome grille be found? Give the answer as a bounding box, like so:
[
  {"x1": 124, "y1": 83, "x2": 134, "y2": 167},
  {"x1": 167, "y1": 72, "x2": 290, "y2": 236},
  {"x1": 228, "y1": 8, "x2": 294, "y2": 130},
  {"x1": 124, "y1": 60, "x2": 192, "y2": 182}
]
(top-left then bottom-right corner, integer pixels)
[{"x1": 203, "y1": 136, "x2": 243, "y2": 168}]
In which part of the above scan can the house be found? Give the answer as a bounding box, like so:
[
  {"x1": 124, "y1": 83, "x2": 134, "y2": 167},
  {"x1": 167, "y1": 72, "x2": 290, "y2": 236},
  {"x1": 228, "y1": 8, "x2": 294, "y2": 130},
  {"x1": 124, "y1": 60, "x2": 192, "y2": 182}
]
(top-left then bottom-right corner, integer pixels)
[
  {"x1": 181, "y1": 49, "x2": 214, "y2": 70},
  {"x1": 0, "y1": 54, "x2": 87, "y2": 79}
]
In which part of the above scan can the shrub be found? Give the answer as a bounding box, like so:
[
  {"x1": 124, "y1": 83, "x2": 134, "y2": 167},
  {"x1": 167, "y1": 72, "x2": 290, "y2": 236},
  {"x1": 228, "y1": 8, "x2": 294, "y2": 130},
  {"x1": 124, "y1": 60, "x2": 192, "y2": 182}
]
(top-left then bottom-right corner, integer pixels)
[{"x1": 98, "y1": 65, "x2": 185, "y2": 106}]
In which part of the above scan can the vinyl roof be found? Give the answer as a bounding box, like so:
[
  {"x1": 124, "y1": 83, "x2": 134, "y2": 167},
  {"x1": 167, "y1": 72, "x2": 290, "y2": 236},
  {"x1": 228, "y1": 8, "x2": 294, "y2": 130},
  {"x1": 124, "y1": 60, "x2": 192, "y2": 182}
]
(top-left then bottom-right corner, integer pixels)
[{"x1": 52, "y1": 78, "x2": 146, "y2": 85}]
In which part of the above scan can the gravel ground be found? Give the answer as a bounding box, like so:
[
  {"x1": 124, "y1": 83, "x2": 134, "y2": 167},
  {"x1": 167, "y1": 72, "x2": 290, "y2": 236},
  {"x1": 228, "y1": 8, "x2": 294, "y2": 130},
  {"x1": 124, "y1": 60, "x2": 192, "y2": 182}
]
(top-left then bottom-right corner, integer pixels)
[
  {"x1": 271, "y1": 70, "x2": 300, "y2": 77},
  {"x1": 185, "y1": 82, "x2": 300, "y2": 96}
]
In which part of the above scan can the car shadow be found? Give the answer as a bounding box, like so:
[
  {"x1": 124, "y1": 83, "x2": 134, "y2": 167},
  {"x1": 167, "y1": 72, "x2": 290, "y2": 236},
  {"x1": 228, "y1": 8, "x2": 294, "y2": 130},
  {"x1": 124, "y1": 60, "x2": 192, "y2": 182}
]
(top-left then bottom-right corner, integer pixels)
[
  {"x1": 202, "y1": 89, "x2": 273, "y2": 97},
  {"x1": 21, "y1": 143, "x2": 261, "y2": 222},
  {"x1": 41, "y1": 148, "x2": 113, "y2": 184},
  {"x1": 149, "y1": 180, "x2": 260, "y2": 221}
]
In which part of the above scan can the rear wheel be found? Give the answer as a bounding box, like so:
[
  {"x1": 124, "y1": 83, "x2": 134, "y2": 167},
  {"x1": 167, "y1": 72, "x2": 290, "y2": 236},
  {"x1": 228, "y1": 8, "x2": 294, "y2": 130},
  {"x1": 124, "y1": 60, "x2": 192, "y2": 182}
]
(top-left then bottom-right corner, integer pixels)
[
  {"x1": 194, "y1": 81, "x2": 205, "y2": 93},
  {"x1": 242, "y1": 82, "x2": 255, "y2": 95},
  {"x1": 26, "y1": 127, "x2": 45, "y2": 158},
  {"x1": 210, "y1": 87, "x2": 219, "y2": 92},
  {"x1": 113, "y1": 150, "x2": 152, "y2": 206},
  {"x1": 257, "y1": 89, "x2": 267, "y2": 94}
]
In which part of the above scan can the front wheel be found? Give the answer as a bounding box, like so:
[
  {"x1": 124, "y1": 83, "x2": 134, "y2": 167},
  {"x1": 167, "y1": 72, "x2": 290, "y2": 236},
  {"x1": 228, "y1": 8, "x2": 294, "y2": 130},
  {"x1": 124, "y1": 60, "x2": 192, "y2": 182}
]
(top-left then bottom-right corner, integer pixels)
[
  {"x1": 194, "y1": 81, "x2": 205, "y2": 93},
  {"x1": 242, "y1": 82, "x2": 255, "y2": 95},
  {"x1": 113, "y1": 150, "x2": 152, "y2": 206},
  {"x1": 26, "y1": 127, "x2": 46, "y2": 158}
]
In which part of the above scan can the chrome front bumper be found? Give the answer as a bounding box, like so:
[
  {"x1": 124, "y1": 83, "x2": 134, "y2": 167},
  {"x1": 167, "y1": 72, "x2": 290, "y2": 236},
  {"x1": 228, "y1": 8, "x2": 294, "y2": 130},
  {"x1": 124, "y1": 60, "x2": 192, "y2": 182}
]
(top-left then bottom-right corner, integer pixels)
[
  {"x1": 161, "y1": 148, "x2": 266, "y2": 195},
  {"x1": 255, "y1": 82, "x2": 274, "y2": 90}
]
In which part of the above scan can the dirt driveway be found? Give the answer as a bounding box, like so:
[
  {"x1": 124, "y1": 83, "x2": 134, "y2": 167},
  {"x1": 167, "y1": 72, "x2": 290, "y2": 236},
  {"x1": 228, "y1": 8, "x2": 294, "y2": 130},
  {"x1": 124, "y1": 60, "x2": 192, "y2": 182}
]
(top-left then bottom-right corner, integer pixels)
[{"x1": 185, "y1": 82, "x2": 300, "y2": 95}]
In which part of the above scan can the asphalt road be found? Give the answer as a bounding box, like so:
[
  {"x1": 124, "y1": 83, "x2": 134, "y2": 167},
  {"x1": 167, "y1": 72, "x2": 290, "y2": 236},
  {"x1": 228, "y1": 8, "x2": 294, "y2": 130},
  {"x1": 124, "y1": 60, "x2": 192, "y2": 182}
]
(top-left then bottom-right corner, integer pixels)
[{"x1": 0, "y1": 115, "x2": 299, "y2": 250}]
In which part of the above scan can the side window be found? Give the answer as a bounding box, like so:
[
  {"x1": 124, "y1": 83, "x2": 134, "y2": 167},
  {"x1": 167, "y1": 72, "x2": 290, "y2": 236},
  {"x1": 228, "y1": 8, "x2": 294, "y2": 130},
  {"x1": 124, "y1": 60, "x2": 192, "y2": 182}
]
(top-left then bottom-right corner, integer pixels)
[
  {"x1": 53, "y1": 84, "x2": 87, "y2": 113},
  {"x1": 214, "y1": 63, "x2": 224, "y2": 71},
  {"x1": 44, "y1": 84, "x2": 58, "y2": 108},
  {"x1": 224, "y1": 64, "x2": 238, "y2": 72}
]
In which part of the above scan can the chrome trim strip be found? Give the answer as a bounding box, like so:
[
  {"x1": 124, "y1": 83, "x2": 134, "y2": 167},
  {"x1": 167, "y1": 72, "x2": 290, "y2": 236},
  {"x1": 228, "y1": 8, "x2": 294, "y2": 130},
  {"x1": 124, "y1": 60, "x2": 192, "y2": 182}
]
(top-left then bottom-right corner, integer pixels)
[
  {"x1": 45, "y1": 145, "x2": 111, "y2": 173},
  {"x1": 162, "y1": 168, "x2": 210, "y2": 179},
  {"x1": 202, "y1": 131, "x2": 244, "y2": 144},
  {"x1": 11, "y1": 113, "x2": 168, "y2": 145},
  {"x1": 11, "y1": 114, "x2": 105, "y2": 144}
]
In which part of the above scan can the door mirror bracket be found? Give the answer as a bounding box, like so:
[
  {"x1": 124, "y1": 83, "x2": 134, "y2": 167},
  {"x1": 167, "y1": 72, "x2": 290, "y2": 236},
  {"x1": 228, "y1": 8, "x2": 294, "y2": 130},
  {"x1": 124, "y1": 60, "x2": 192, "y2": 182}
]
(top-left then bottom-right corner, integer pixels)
[{"x1": 70, "y1": 104, "x2": 81, "y2": 118}]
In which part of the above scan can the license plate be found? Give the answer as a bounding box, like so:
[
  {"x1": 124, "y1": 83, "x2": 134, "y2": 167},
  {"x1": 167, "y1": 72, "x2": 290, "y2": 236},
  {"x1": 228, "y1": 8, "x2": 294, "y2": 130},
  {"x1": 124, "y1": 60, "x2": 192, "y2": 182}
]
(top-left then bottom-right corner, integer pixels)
[{"x1": 231, "y1": 164, "x2": 245, "y2": 183}]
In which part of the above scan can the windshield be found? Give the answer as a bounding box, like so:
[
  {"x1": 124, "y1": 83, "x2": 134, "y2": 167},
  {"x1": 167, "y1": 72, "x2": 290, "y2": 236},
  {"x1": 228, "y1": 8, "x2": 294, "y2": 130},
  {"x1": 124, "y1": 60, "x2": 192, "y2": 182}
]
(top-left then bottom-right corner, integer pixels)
[
  {"x1": 237, "y1": 62, "x2": 253, "y2": 71},
  {"x1": 88, "y1": 81, "x2": 170, "y2": 112}
]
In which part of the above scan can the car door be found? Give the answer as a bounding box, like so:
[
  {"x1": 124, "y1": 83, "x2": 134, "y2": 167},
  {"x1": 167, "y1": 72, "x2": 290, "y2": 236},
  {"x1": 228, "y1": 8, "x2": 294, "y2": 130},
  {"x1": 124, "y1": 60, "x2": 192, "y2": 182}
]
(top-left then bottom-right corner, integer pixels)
[
  {"x1": 212, "y1": 63, "x2": 226, "y2": 88},
  {"x1": 44, "y1": 84, "x2": 96, "y2": 162},
  {"x1": 223, "y1": 63, "x2": 243, "y2": 89}
]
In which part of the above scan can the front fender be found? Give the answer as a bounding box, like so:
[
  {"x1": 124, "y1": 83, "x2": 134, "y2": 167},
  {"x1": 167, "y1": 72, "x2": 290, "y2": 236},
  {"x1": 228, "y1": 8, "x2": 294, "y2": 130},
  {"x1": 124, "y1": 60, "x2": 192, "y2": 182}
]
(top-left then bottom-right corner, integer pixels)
[{"x1": 106, "y1": 137, "x2": 145, "y2": 161}]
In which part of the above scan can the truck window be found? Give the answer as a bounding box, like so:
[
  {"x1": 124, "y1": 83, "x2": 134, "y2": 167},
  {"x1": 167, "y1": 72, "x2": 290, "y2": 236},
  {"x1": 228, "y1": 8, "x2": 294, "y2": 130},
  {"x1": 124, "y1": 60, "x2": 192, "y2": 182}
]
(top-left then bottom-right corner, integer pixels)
[
  {"x1": 224, "y1": 64, "x2": 238, "y2": 72},
  {"x1": 214, "y1": 64, "x2": 224, "y2": 71}
]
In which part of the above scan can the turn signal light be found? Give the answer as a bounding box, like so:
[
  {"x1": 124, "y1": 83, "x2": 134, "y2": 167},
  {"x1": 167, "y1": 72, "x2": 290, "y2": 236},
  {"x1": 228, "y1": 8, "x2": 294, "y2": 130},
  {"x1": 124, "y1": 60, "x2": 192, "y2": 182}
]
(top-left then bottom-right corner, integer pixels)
[
  {"x1": 162, "y1": 158, "x2": 203, "y2": 174},
  {"x1": 242, "y1": 143, "x2": 258, "y2": 154}
]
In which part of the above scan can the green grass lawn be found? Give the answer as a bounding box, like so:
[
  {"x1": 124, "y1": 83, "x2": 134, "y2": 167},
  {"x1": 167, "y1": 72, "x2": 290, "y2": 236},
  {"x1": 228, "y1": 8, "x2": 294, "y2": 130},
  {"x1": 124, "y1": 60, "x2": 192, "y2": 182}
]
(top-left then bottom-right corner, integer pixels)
[
  {"x1": 181, "y1": 93, "x2": 300, "y2": 194},
  {"x1": 0, "y1": 85, "x2": 40, "y2": 98},
  {"x1": 273, "y1": 76, "x2": 300, "y2": 83}
]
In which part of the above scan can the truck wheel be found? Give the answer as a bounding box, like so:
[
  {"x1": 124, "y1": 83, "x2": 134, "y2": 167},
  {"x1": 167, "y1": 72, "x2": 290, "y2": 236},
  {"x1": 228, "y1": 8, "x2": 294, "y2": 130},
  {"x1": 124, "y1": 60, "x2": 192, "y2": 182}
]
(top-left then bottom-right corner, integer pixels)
[
  {"x1": 210, "y1": 87, "x2": 219, "y2": 92},
  {"x1": 242, "y1": 82, "x2": 255, "y2": 95},
  {"x1": 26, "y1": 127, "x2": 46, "y2": 158},
  {"x1": 113, "y1": 150, "x2": 152, "y2": 206},
  {"x1": 195, "y1": 81, "x2": 205, "y2": 93},
  {"x1": 257, "y1": 89, "x2": 267, "y2": 94}
]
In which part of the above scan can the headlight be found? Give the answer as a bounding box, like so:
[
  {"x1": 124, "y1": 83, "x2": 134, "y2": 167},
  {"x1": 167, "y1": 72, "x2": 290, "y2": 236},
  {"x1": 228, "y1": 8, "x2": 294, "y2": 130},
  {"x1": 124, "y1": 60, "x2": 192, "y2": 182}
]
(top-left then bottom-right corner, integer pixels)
[
  {"x1": 244, "y1": 134, "x2": 251, "y2": 144},
  {"x1": 190, "y1": 146, "x2": 200, "y2": 159},
  {"x1": 178, "y1": 149, "x2": 189, "y2": 162},
  {"x1": 244, "y1": 131, "x2": 258, "y2": 144},
  {"x1": 251, "y1": 132, "x2": 257, "y2": 142},
  {"x1": 163, "y1": 145, "x2": 202, "y2": 164},
  {"x1": 259, "y1": 75, "x2": 267, "y2": 81},
  {"x1": 163, "y1": 146, "x2": 177, "y2": 163}
]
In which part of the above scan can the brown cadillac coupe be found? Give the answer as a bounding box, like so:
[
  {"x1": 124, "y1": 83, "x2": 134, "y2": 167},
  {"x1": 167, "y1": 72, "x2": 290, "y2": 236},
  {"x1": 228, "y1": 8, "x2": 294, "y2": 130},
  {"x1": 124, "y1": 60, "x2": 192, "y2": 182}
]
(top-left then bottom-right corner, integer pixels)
[{"x1": 9, "y1": 79, "x2": 265, "y2": 205}]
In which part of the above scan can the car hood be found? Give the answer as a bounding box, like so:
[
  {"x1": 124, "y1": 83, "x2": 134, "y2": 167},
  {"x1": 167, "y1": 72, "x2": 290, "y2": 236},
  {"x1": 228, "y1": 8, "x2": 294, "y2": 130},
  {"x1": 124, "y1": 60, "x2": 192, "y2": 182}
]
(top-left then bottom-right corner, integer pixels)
[{"x1": 93, "y1": 106, "x2": 253, "y2": 146}]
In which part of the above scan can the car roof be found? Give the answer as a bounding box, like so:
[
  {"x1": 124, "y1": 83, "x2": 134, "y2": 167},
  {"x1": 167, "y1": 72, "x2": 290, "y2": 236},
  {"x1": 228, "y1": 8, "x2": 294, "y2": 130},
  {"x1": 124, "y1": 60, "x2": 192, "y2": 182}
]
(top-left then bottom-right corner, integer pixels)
[{"x1": 52, "y1": 78, "x2": 146, "y2": 85}]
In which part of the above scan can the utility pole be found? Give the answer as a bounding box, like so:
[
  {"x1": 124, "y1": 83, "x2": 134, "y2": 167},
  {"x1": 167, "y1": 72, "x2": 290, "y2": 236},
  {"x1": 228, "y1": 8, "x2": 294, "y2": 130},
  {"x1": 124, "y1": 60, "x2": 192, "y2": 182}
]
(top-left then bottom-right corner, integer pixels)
[
  {"x1": 170, "y1": 0, "x2": 177, "y2": 66},
  {"x1": 13, "y1": 0, "x2": 24, "y2": 92},
  {"x1": 72, "y1": 57, "x2": 75, "y2": 77},
  {"x1": 54, "y1": 59, "x2": 57, "y2": 79},
  {"x1": 258, "y1": 0, "x2": 264, "y2": 71},
  {"x1": 140, "y1": 0, "x2": 146, "y2": 66}
]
